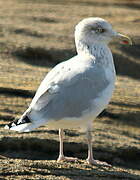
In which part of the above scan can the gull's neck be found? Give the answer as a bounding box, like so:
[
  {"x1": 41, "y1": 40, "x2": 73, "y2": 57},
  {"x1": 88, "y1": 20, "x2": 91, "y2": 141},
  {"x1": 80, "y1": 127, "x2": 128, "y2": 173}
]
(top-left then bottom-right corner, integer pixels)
[
  {"x1": 75, "y1": 40, "x2": 114, "y2": 67},
  {"x1": 76, "y1": 40, "x2": 110, "y2": 57}
]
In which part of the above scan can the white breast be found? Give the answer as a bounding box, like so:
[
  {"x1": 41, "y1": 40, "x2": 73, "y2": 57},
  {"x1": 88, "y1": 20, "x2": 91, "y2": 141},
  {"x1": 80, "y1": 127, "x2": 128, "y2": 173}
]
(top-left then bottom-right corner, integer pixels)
[{"x1": 92, "y1": 59, "x2": 116, "y2": 112}]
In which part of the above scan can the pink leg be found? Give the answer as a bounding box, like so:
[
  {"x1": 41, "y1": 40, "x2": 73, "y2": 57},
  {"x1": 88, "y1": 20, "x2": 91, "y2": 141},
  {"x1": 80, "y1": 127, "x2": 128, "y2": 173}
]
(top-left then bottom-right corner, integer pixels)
[
  {"x1": 86, "y1": 130, "x2": 111, "y2": 167},
  {"x1": 57, "y1": 129, "x2": 77, "y2": 162}
]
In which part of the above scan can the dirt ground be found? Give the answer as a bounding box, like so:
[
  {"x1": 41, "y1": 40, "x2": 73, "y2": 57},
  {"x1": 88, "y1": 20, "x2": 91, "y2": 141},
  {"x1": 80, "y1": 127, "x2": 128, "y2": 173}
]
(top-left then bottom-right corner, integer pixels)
[{"x1": 0, "y1": 0, "x2": 140, "y2": 179}]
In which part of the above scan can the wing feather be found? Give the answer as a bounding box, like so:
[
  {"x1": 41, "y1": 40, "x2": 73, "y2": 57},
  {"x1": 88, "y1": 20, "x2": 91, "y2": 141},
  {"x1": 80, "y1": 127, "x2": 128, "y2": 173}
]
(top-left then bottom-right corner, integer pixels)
[{"x1": 28, "y1": 57, "x2": 109, "y2": 121}]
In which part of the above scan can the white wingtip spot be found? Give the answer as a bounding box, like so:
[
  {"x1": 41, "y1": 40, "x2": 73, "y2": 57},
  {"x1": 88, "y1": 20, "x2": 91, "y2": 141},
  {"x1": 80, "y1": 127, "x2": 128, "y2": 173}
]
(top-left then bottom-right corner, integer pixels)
[{"x1": 4, "y1": 125, "x2": 10, "y2": 130}]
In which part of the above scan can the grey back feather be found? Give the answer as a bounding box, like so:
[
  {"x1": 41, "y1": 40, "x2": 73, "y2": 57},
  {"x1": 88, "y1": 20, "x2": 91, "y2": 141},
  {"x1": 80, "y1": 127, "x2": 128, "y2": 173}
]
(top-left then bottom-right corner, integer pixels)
[{"x1": 29, "y1": 58, "x2": 109, "y2": 121}]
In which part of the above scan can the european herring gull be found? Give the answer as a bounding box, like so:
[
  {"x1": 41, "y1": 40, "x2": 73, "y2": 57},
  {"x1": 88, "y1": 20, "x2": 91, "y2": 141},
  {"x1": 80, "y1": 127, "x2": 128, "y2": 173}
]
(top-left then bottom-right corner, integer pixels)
[{"x1": 5, "y1": 17, "x2": 132, "y2": 166}]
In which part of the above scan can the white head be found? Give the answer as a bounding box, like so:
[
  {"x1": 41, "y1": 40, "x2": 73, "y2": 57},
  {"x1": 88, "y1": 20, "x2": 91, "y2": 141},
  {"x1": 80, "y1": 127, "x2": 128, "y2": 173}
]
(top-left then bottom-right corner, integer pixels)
[{"x1": 75, "y1": 17, "x2": 132, "y2": 52}]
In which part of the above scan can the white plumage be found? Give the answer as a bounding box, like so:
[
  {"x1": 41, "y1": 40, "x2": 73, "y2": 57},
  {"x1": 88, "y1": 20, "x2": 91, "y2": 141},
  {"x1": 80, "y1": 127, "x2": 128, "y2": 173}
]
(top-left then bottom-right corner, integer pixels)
[{"x1": 5, "y1": 17, "x2": 132, "y2": 166}]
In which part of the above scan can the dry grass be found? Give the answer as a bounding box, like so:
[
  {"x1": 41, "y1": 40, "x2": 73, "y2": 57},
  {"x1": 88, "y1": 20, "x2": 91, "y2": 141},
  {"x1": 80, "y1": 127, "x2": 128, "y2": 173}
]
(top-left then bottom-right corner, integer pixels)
[{"x1": 0, "y1": 0, "x2": 140, "y2": 179}]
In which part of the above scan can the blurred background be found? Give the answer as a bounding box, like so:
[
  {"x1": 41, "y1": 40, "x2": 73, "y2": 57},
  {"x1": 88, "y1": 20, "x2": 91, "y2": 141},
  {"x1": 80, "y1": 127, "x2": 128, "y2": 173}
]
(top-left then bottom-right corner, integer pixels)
[{"x1": 0, "y1": 0, "x2": 140, "y2": 179}]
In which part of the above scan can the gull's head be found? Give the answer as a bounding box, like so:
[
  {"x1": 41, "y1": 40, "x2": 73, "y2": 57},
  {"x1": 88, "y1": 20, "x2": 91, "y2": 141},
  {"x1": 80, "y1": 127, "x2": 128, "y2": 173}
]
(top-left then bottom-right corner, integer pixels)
[{"x1": 75, "y1": 17, "x2": 132, "y2": 46}]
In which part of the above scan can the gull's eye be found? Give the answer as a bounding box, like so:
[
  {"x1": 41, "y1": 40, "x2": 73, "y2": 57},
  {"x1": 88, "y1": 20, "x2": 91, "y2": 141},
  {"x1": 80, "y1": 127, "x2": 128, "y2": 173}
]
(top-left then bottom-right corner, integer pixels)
[{"x1": 95, "y1": 27, "x2": 105, "y2": 33}]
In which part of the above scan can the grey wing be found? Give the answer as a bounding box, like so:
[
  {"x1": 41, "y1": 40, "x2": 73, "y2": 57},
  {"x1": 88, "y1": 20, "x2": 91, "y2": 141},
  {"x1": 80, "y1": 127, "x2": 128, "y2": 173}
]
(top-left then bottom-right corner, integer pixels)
[{"x1": 29, "y1": 65, "x2": 109, "y2": 121}]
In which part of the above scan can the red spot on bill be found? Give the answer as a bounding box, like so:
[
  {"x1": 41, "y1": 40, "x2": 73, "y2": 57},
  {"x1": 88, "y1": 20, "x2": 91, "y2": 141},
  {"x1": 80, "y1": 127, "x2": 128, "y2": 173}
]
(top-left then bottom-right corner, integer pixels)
[{"x1": 120, "y1": 40, "x2": 129, "y2": 45}]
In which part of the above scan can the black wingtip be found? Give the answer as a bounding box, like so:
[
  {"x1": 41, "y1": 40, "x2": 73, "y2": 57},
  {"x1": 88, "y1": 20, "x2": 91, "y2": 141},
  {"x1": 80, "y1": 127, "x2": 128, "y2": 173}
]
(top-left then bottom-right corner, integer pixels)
[
  {"x1": 21, "y1": 115, "x2": 31, "y2": 124},
  {"x1": 5, "y1": 115, "x2": 31, "y2": 130}
]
